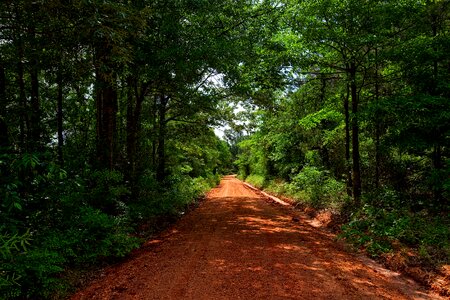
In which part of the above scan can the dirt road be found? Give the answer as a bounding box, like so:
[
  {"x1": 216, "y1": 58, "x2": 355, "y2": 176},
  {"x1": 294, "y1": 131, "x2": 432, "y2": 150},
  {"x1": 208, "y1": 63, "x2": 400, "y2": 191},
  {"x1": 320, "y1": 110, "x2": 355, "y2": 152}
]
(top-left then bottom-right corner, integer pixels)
[{"x1": 71, "y1": 176, "x2": 443, "y2": 299}]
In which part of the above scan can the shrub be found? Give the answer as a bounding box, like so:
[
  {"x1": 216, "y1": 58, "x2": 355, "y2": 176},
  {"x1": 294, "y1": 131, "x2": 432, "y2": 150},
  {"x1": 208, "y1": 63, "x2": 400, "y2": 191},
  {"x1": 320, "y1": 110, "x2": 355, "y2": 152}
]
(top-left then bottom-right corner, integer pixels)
[
  {"x1": 10, "y1": 247, "x2": 67, "y2": 299},
  {"x1": 0, "y1": 230, "x2": 31, "y2": 298},
  {"x1": 87, "y1": 170, "x2": 130, "y2": 215},
  {"x1": 340, "y1": 191, "x2": 450, "y2": 261},
  {"x1": 1, "y1": 204, "x2": 141, "y2": 299},
  {"x1": 286, "y1": 166, "x2": 347, "y2": 209},
  {"x1": 130, "y1": 172, "x2": 220, "y2": 226},
  {"x1": 265, "y1": 179, "x2": 288, "y2": 195},
  {"x1": 65, "y1": 206, "x2": 140, "y2": 263},
  {"x1": 245, "y1": 174, "x2": 266, "y2": 189}
]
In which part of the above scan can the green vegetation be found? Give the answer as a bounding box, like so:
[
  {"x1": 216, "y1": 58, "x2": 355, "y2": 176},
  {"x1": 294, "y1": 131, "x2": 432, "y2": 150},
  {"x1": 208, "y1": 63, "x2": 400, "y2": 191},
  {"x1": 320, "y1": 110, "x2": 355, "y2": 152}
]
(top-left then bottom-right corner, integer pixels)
[
  {"x1": 0, "y1": 0, "x2": 242, "y2": 298},
  {"x1": 231, "y1": 0, "x2": 449, "y2": 275},
  {"x1": 0, "y1": 0, "x2": 448, "y2": 298}
]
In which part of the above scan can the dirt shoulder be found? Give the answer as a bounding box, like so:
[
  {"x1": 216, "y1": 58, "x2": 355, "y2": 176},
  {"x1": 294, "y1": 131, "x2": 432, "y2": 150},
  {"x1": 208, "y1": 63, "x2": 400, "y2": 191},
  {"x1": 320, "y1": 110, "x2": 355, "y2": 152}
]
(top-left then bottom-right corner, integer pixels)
[{"x1": 71, "y1": 176, "x2": 444, "y2": 299}]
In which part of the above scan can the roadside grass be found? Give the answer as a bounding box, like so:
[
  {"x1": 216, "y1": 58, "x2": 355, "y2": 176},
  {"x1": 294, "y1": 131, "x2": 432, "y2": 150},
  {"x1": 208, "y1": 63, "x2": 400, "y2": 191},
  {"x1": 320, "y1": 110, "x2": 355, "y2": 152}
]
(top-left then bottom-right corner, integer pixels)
[{"x1": 244, "y1": 174, "x2": 266, "y2": 189}]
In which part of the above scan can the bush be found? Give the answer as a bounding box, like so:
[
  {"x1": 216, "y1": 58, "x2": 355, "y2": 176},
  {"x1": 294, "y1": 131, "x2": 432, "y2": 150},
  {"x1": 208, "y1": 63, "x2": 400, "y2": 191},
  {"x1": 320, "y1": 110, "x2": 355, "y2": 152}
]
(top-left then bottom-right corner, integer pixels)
[
  {"x1": 0, "y1": 230, "x2": 31, "y2": 298},
  {"x1": 1, "y1": 152, "x2": 223, "y2": 299},
  {"x1": 340, "y1": 191, "x2": 450, "y2": 261},
  {"x1": 87, "y1": 170, "x2": 130, "y2": 215},
  {"x1": 63, "y1": 206, "x2": 140, "y2": 263},
  {"x1": 265, "y1": 179, "x2": 288, "y2": 195},
  {"x1": 167, "y1": 173, "x2": 220, "y2": 209},
  {"x1": 245, "y1": 174, "x2": 266, "y2": 189},
  {"x1": 130, "y1": 172, "x2": 220, "y2": 226},
  {"x1": 9, "y1": 247, "x2": 67, "y2": 299},
  {"x1": 0, "y1": 165, "x2": 143, "y2": 299},
  {"x1": 1, "y1": 203, "x2": 141, "y2": 299},
  {"x1": 286, "y1": 166, "x2": 347, "y2": 209}
]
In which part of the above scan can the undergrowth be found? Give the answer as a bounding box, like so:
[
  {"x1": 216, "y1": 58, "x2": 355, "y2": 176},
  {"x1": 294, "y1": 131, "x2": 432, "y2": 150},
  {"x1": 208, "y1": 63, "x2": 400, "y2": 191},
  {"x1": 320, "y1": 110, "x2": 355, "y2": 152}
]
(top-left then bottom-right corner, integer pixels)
[
  {"x1": 244, "y1": 174, "x2": 266, "y2": 189},
  {"x1": 0, "y1": 167, "x2": 220, "y2": 299},
  {"x1": 340, "y1": 189, "x2": 450, "y2": 266},
  {"x1": 243, "y1": 167, "x2": 348, "y2": 210}
]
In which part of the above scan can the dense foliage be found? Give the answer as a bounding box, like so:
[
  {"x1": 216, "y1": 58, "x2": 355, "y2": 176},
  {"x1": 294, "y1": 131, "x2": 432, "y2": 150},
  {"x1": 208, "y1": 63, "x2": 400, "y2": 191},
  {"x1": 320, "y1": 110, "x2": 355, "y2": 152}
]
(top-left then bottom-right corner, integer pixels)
[
  {"x1": 234, "y1": 0, "x2": 449, "y2": 271},
  {"x1": 0, "y1": 0, "x2": 260, "y2": 298}
]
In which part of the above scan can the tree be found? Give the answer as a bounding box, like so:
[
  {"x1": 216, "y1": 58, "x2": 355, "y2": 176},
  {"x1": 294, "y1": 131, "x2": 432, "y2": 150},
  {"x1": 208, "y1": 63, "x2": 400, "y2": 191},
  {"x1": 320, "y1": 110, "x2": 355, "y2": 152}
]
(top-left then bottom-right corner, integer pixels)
[{"x1": 281, "y1": 0, "x2": 422, "y2": 204}]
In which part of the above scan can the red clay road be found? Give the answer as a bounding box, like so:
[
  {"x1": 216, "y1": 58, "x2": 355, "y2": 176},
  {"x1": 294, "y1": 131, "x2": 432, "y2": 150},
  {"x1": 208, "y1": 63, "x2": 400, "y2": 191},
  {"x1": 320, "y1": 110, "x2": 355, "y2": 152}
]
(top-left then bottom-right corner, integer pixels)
[{"x1": 71, "y1": 176, "x2": 444, "y2": 300}]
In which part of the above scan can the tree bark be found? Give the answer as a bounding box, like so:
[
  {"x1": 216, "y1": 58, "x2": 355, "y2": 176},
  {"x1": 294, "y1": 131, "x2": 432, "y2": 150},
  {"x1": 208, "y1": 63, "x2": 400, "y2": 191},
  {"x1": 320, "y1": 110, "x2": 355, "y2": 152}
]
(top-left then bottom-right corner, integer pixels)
[
  {"x1": 350, "y1": 62, "x2": 362, "y2": 205},
  {"x1": 30, "y1": 60, "x2": 40, "y2": 148},
  {"x1": 431, "y1": 12, "x2": 438, "y2": 95},
  {"x1": 95, "y1": 44, "x2": 118, "y2": 170},
  {"x1": 430, "y1": 10, "x2": 443, "y2": 202},
  {"x1": 0, "y1": 60, "x2": 5, "y2": 114},
  {"x1": 374, "y1": 48, "x2": 380, "y2": 189},
  {"x1": 319, "y1": 76, "x2": 326, "y2": 107},
  {"x1": 156, "y1": 94, "x2": 168, "y2": 182},
  {"x1": 0, "y1": 60, "x2": 8, "y2": 148},
  {"x1": 344, "y1": 82, "x2": 352, "y2": 196},
  {"x1": 126, "y1": 77, "x2": 135, "y2": 176},
  {"x1": 57, "y1": 72, "x2": 64, "y2": 167},
  {"x1": 29, "y1": 25, "x2": 41, "y2": 151},
  {"x1": 12, "y1": 4, "x2": 28, "y2": 152},
  {"x1": 152, "y1": 94, "x2": 158, "y2": 169},
  {"x1": 126, "y1": 76, "x2": 145, "y2": 185},
  {"x1": 96, "y1": 80, "x2": 118, "y2": 170},
  {"x1": 17, "y1": 40, "x2": 28, "y2": 152}
]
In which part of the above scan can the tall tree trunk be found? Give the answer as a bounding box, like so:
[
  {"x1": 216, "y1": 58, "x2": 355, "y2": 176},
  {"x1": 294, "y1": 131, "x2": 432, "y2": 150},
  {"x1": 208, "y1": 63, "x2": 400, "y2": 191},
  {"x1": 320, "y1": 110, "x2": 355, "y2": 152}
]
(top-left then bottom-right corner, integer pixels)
[
  {"x1": 17, "y1": 41, "x2": 28, "y2": 152},
  {"x1": 433, "y1": 144, "x2": 442, "y2": 169},
  {"x1": 430, "y1": 11, "x2": 443, "y2": 201},
  {"x1": 57, "y1": 72, "x2": 64, "y2": 167},
  {"x1": 0, "y1": 59, "x2": 9, "y2": 185},
  {"x1": 95, "y1": 70, "x2": 102, "y2": 163},
  {"x1": 374, "y1": 48, "x2": 381, "y2": 189},
  {"x1": 431, "y1": 13, "x2": 438, "y2": 96},
  {"x1": 126, "y1": 77, "x2": 135, "y2": 178},
  {"x1": 0, "y1": 59, "x2": 5, "y2": 115},
  {"x1": 0, "y1": 60, "x2": 8, "y2": 148},
  {"x1": 156, "y1": 94, "x2": 168, "y2": 182},
  {"x1": 319, "y1": 75, "x2": 326, "y2": 108},
  {"x1": 30, "y1": 61, "x2": 40, "y2": 148},
  {"x1": 344, "y1": 82, "x2": 352, "y2": 196},
  {"x1": 95, "y1": 45, "x2": 118, "y2": 170},
  {"x1": 0, "y1": 118, "x2": 8, "y2": 149},
  {"x1": 13, "y1": 4, "x2": 28, "y2": 152},
  {"x1": 29, "y1": 26, "x2": 41, "y2": 151},
  {"x1": 350, "y1": 62, "x2": 361, "y2": 205},
  {"x1": 96, "y1": 80, "x2": 118, "y2": 170},
  {"x1": 151, "y1": 94, "x2": 158, "y2": 169},
  {"x1": 126, "y1": 76, "x2": 145, "y2": 187}
]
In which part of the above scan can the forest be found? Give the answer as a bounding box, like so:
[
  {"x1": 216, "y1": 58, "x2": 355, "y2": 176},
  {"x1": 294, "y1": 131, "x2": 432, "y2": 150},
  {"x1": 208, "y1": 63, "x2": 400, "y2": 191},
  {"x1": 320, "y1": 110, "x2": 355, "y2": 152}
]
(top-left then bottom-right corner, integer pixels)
[{"x1": 0, "y1": 0, "x2": 448, "y2": 298}]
